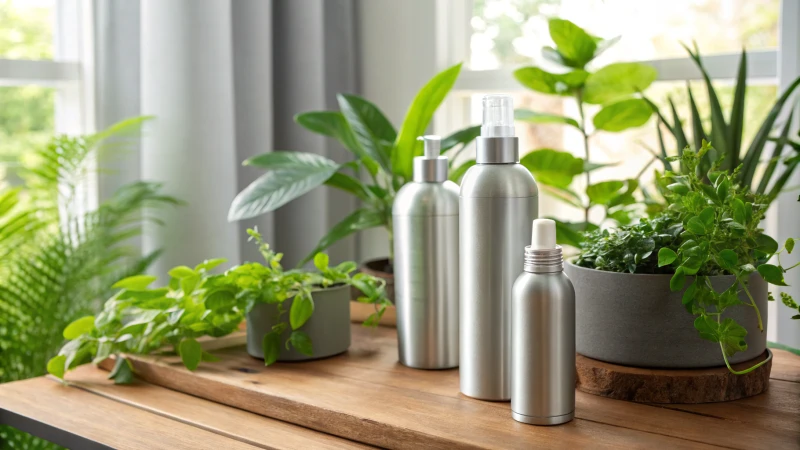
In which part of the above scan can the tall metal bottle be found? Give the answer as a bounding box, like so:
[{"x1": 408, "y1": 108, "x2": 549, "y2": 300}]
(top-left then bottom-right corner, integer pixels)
[
  {"x1": 459, "y1": 95, "x2": 538, "y2": 400},
  {"x1": 511, "y1": 219, "x2": 575, "y2": 425},
  {"x1": 393, "y1": 135, "x2": 459, "y2": 369}
]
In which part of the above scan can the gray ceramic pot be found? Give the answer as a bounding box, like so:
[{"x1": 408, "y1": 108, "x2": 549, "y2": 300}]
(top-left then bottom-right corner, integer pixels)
[
  {"x1": 564, "y1": 262, "x2": 768, "y2": 369},
  {"x1": 246, "y1": 284, "x2": 351, "y2": 361}
]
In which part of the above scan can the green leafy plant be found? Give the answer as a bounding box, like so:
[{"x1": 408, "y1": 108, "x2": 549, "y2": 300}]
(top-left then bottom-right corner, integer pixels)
[
  {"x1": 513, "y1": 18, "x2": 657, "y2": 246},
  {"x1": 648, "y1": 44, "x2": 800, "y2": 206},
  {"x1": 0, "y1": 118, "x2": 178, "y2": 447},
  {"x1": 48, "y1": 228, "x2": 390, "y2": 384},
  {"x1": 228, "y1": 63, "x2": 479, "y2": 266},
  {"x1": 576, "y1": 142, "x2": 798, "y2": 374}
]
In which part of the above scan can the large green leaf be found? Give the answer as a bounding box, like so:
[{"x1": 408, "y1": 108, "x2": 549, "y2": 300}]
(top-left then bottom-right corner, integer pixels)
[
  {"x1": 295, "y1": 111, "x2": 379, "y2": 175},
  {"x1": 587, "y1": 180, "x2": 625, "y2": 206},
  {"x1": 515, "y1": 109, "x2": 580, "y2": 129},
  {"x1": 337, "y1": 94, "x2": 394, "y2": 173},
  {"x1": 441, "y1": 125, "x2": 481, "y2": 153},
  {"x1": 229, "y1": 155, "x2": 340, "y2": 221},
  {"x1": 520, "y1": 149, "x2": 584, "y2": 189},
  {"x1": 583, "y1": 63, "x2": 657, "y2": 105},
  {"x1": 593, "y1": 98, "x2": 653, "y2": 132},
  {"x1": 553, "y1": 219, "x2": 599, "y2": 247},
  {"x1": 548, "y1": 19, "x2": 597, "y2": 68},
  {"x1": 299, "y1": 207, "x2": 386, "y2": 266},
  {"x1": 393, "y1": 63, "x2": 462, "y2": 180},
  {"x1": 324, "y1": 172, "x2": 372, "y2": 201},
  {"x1": 449, "y1": 159, "x2": 476, "y2": 183},
  {"x1": 514, "y1": 67, "x2": 588, "y2": 96}
]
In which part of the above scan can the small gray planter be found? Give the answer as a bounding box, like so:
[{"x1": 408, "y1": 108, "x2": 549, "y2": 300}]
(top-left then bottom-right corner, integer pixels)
[
  {"x1": 246, "y1": 284, "x2": 351, "y2": 361},
  {"x1": 564, "y1": 262, "x2": 768, "y2": 369}
]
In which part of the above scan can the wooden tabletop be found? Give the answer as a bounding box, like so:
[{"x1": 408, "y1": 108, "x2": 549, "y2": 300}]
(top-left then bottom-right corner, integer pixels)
[{"x1": 1, "y1": 325, "x2": 798, "y2": 449}]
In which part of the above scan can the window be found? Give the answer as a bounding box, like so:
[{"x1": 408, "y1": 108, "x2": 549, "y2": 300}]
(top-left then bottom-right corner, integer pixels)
[{"x1": 0, "y1": 0, "x2": 92, "y2": 184}]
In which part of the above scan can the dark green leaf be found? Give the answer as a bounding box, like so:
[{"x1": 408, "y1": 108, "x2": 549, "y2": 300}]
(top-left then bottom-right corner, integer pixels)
[
  {"x1": 324, "y1": 172, "x2": 372, "y2": 201},
  {"x1": 657, "y1": 248, "x2": 677, "y2": 267},
  {"x1": 693, "y1": 315, "x2": 719, "y2": 342},
  {"x1": 514, "y1": 67, "x2": 588, "y2": 95},
  {"x1": 699, "y1": 207, "x2": 715, "y2": 226},
  {"x1": 670, "y1": 268, "x2": 686, "y2": 291},
  {"x1": 520, "y1": 149, "x2": 584, "y2": 189},
  {"x1": 786, "y1": 238, "x2": 795, "y2": 254},
  {"x1": 337, "y1": 94, "x2": 394, "y2": 173},
  {"x1": 179, "y1": 338, "x2": 203, "y2": 371},
  {"x1": 667, "y1": 183, "x2": 689, "y2": 195},
  {"x1": 718, "y1": 249, "x2": 738, "y2": 271},
  {"x1": 289, "y1": 293, "x2": 314, "y2": 330},
  {"x1": 553, "y1": 219, "x2": 597, "y2": 247},
  {"x1": 587, "y1": 180, "x2": 625, "y2": 206},
  {"x1": 755, "y1": 234, "x2": 779, "y2": 254},
  {"x1": 592, "y1": 98, "x2": 653, "y2": 132},
  {"x1": 758, "y1": 264, "x2": 788, "y2": 286},
  {"x1": 718, "y1": 318, "x2": 748, "y2": 357},
  {"x1": 440, "y1": 126, "x2": 481, "y2": 153},
  {"x1": 262, "y1": 331, "x2": 281, "y2": 366},
  {"x1": 299, "y1": 207, "x2": 385, "y2": 265},
  {"x1": 685, "y1": 217, "x2": 707, "y2": 235},
  {"x1": 583, "y1": 63, "x2": 657, "y2": 104},
  {"x1": 108, "y1": 357, "x2": 135, "y2": 384},
  {"x1": 757, "y1": 108, "x2": 795, "y2": 195},
  {"x1": 289, "y1": 330, "x2": 313, "y2": 356},
  {"x1": 728, "y1": 50, "x2": 746, "y2": 169},
  {"x1": 63, "y1": 316, "x2": 95, "y2": 340},
  {"x1": 548, "y1": 19, "x2": 597, "y2": 68},
  {"x1": 514, "y1": 109, "x2": 580, "y2": 129},
  {"x1": 687, "y1": 86, "x2": 707, "y2": 153}
]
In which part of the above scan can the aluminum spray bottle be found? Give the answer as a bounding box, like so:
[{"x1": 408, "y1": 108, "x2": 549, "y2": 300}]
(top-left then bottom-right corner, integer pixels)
[
  {"x1": 511, "y1": 219, "x2": 575, "y2": 425},
  {"x1": 393, "y1": 135, "x2": 459, "y2": 369},
  {"x1": 459, "y1": 95, "x2": 538, "y2": 400}
]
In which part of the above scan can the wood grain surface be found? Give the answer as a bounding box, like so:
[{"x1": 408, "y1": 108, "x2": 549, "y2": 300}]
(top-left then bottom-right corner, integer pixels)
[{"x1": 96, "y1": 325, "x2": 800, "y2": 449}]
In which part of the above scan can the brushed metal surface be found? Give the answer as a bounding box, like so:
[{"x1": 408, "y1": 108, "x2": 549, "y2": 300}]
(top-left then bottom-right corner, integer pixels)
[
  {"x1": 476, "y1": 137, "x2": 519, "y2": 164},
  {"x1": 511, "y1": 271, "x2": 575, "y2": 424},
  {"x1": 459, "y1": 163, "x2": 537, "y2": 400},
  {"x1": 393, "y1": 181, "x2": 459, "y2": 369},
  {"x1": 413, "y1": 156, "x2": 448, "y2": 183}
]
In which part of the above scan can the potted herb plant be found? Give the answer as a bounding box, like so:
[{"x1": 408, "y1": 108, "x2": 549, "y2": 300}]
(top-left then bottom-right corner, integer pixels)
[
  {"x1": 565, "y1": 143, "x2": 798, "y2": 373},
  {"x1": 47, "y1": 229, "x2": 390, "y2": 384},
  {"x1": 227, "y1": 64, "x2": 479, "y2": 303}
]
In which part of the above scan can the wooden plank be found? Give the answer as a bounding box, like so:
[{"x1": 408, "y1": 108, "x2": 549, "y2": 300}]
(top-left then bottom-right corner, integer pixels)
[
  {"x1": 0, "y1": 377, "x2": 258, "y2": 450},
  {"x1": 65, "y1": 365, "x2": 372, "y2": 450},
  {"x1": 770, "y1": 348, "x2": 800, "y2": 383},
  {"x1": 98, "y1": 327, "x2": 758, "y2": 449}
]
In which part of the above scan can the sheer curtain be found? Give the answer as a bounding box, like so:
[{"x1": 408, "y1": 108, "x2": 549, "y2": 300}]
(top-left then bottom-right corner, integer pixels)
[{"x1": 96, "y1": 0, "x2": 359, "y2": 274}]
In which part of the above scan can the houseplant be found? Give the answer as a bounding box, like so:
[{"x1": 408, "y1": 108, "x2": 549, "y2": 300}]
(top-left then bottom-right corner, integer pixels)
[
  {"x1": 0, "y1": 118, "x2": 177, "y2": 447},
  {"x1": 47, "y1": 228, "x2": 390, "y2": 384},
  {"x1": 227, "y1": 63, "x2": 479, "y2": 301},
  {"x1": 566, "y1": 142, "x2": 798, "y2": 373},
  {"x1": 513, "y1": 18, "x2": 658, "y2": 246},
  {"x1": 646, "y1": 44, "x2": 800, "y2": 208}
]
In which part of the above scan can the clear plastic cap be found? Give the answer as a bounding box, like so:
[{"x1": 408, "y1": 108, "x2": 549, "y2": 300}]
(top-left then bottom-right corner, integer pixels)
[{"x1": 481, "y1": 95, "x2": 515, "y2": 138}]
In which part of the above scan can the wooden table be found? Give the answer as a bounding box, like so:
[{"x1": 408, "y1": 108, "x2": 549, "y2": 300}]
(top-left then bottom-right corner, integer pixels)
[{"x1": 1, "y1": 325, "x2": 798, "y2": 449}]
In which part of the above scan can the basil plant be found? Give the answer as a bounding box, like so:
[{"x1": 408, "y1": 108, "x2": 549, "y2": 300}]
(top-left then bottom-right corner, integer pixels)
[{"x1": 228, "y1": 64, "x2": 480, "y2": 266}]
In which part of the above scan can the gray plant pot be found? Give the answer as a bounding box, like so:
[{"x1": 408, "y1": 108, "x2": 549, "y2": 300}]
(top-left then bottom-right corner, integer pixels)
[
  {"x1": 564, "y1": 262, "x2": 768, "y2": 369},
  {"x1": 246, "y1": 284, "x2": 351, "y2": 361}
]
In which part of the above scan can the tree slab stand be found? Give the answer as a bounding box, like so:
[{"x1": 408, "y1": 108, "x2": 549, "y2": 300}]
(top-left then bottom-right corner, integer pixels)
[{"x1": 576, "y1": 350, "x2": 772, "y2": 403}]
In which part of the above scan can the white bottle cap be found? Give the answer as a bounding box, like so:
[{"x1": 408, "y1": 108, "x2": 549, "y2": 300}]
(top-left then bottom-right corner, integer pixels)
[
  {"x1": 481, "y1": 95, "x2": 515, "y2": 138},
  {"x1": 531, "y1": 219, "x2": 557, "y2": 250}
]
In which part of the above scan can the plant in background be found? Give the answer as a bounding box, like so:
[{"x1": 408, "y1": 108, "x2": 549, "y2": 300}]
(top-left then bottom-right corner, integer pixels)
[
  {"x1": 513, "y1": 18, "x2": 657, "y2": 246},
  {"x1": 227, "y1": 63, "x2": 479, "y2": 267},
  {"x1": 48, "y1": 228, "x2": 390, "y2": 384},
  {"x1": 576, "y1": 142, "x2": 798, "y2": 374},
  {"x1": 0, "y1": 118, "x2": 178, "y2": 447},
  {"x1": 647, "y1": 45, "x2": 800, "y2": 209}
]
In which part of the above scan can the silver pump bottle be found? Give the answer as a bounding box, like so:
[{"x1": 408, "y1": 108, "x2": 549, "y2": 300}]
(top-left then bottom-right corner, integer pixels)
[
  {"x1": 511, "y1": 219, "x2": 575, "y2": 425},
  {"x1": 459, "y1": 95, "x2": 538, "y2": 400},
  {"x1": 393, "y1": 135, "x2": 459, "y2": 369}
]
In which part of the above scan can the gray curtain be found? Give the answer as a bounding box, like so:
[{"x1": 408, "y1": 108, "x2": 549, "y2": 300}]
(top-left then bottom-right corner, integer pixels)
[{"x1": 95, "y1": 0, "x2": 359, "y2": 274}]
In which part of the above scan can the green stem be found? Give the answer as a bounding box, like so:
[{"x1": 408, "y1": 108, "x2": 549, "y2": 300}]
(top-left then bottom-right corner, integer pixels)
[
  {"x1": 738, "y1": 278, "x2": 764, "y2": 332},
  {"x1": 720, "y1": 342, "x2": 772, "y2": 375}
]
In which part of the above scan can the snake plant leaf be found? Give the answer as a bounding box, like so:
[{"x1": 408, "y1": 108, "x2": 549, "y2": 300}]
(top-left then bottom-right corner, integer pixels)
[
  {"x1": 513, "y1": 67, "x2": 589, "y2": 96},
  {"x1": 683, "y1": 43, "x2": 729, "y2": 164},
  {"x1": 229, "y1": 153, "x2": 340, "y2": 221},
  {"x1": 449, "y1": 159, "x2": 476, "y2": 183},
  {"x1": 299, "y1": 207, "x2": 385, "y2": 266},
  {"x1": 728, "y1": 50, "x2": 747, "y2": 169},
  {"x1": 393, "y1": 63, "x2": 462, "y2": 180},
  {"x1": 520, "y1": 149, "x2": 584, "y2": 189},
  {"x1": 337, "y1": 94, "x2": 395, "y2": 173},
  {"x1": 758, "y1": 108, "x2": 795, "y2": 195},
  {"x1": 515, "y1": 109, "x2": 580, "y2": 129},
  {"x1": 440, "y1": 125, "x2": 481, "y2": 154},
  {"x1": 583, "y1": 62, "x2": 657, "y2": 105},
  {"x1": 548, "y1": 19, "x2": 597, "y2": 68},
  {"x1": 686, "y1": 84, "x2": 707, "y2": 164},
  {"x1": 667, "y1": 97, "x2": 690, "y2": 160},
  {"x1": 593, "y1": 98, "x2": 653, "y2": 132}
]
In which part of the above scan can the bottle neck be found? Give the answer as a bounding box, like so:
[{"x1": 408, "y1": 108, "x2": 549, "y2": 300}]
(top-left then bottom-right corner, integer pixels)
[
  {"x1": 523, "y1": 246, "x2": 563, "y2": 273},
  {"x1": 476, "y1": 137, "x2": 519, "y2": 164}
]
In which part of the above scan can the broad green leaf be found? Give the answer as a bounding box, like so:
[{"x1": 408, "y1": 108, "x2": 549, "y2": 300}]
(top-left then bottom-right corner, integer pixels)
[
  {"x1": 755, "y1": 234, "x2": 779, "y2": 254},
  {"x1": 440, "y1": 126, "x2": 481, "y2": 153},
  {"x1": 682, "y1": 280, "x2": 697, "y2": 312},
  {"x1": 168, "y1": 265, "x2": 196, "y2": 279},
  {"x1": 586, "y1": 180, "x2": 625, "y2": 206},
  {"x1": 108, "y1": 357, "x2": 135, "y2": 384},
  {"x1": 718, "y1": 249, "x2": 738, "y2": 271},
  {"x1": 63, "y1": 316, "x2": 96, "y2": 340},
  {"x1": 289, "y1": 330, "x2": 313, "y2": 356},
  {"x1": 548, "y1": 19, "x2": 597, "y2": 68},
  {"x1": 299, "y1": 207, "x2": 385, "y2": 265},
  {"x1": 294, "y1": 112, "x2": 369, "y2": 168},
  {"x1": 337, "y1": 94, "x2": 394, "y2": 173},
  {"x1": 262, "y1": 331, "x2": 281, "y2": 366},
  {"x1": 685, "y1": 217, "x2": 707, "y2": 235},
  {"x1": 245, "y1": 151, "x2": 336, "y2": 171},
  {"x1": 194, "y1": 258, "x2": 226, "y2": 272},
  {"x1": 201, "y1": 352, "x2": 220, "y2": 363},
  {"x1": 699, "y1": 206, "x2": 715, "y2": 226},
  {"x1": 228, "y1": 162, "x2": 340, "y2": 221},
  {"x1": 786, "y1": 238, "x2": 795, "y2": 254},
  {"x1": 179, "y1": 338, "x2": 203, "y2": 371},
  {"x1": 717, "y1": 318, "x2": 748, "y2": 357},
  {"x1": 583, "y1": 63, "x2": 657, "y2": 104},
  {"x1": 324, "y1": 172, "x2": 372, "y2": 201},
  {"x1": 205, "y1": 289, "x2": 236, "y2": 311},
  {"x1": 112, "y1": 275, "x2": 157, "y2": 291},
  {"x1": 592, "y1": 98, "x2": 653, "y2": 132},
  {"x1": 657, "y1": 248, "x2": 677, "y2": 267},
  {"x1": 693, "y1": 315, "x2": 718, "y2": 342},
  {"x1": 314, "y1": 253, "x2": 329, "y2": 271},
  {"x1": 670, "y1": 268, "x2": 686, "y2": 291},
  {"x1": 514, "y1": 67, "x2": 588, "y2": 96},
  {"x1": 758, "y1": 264, "x2": 788, "y2": 286},
  {"x1": 289, "y1": 293, "x2": 315, "y2": 330},
  {"x1": 514, "y1": 109, "x2": 580, "y2": 129},
  {"x1": 553, "y1": 219, "x2": 597, "y2": 247},
  {"x1": 393, "y1": 63, "x2": 462, "y2": 180},
  {"x1": 520, "y1": 149, "x2": 584, "y2": 189},
  {"x1": 47, "y1": 355, "x2": 67, "y2": 379},
  {"x1": 449, "y1": 160, "x2": 476, "y2": 183},
  {"x1": 667, "y1": 183, "x2": 689, "y2": 195}
]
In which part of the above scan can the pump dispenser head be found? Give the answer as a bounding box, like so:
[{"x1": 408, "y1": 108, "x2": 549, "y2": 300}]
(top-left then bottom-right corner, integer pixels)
[
  {"x1": 523, "y1": 219, "x2": 563, "y2": 273},
  {"x1": 413, "y1": 135, "x2": 448, "y2": 183},
  {"x1": 476, "y1": 95, "x2": 519, "y2": 164}
]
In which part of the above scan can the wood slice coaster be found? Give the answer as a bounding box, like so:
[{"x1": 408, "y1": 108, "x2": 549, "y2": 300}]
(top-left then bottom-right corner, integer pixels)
[{"x1": 576, "y1": 350, "x2": 772, "y2": 404}]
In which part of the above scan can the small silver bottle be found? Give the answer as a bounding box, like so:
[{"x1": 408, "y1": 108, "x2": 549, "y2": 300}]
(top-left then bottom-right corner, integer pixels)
[
  {"x1": 460, "y1": 95, "x2": 538, "y2": 400},
  {"x1": 393, "y1": 135, "x2": 459, "y2": 369},
  {"x1": 512, "y1": 219, "x2": 576, "y2": 425}
]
